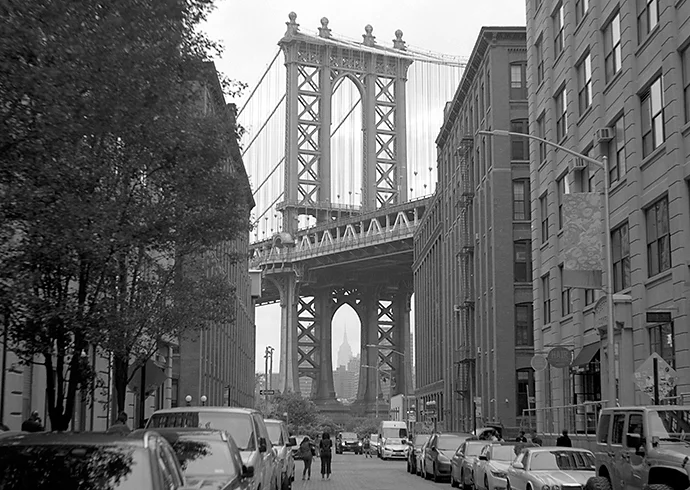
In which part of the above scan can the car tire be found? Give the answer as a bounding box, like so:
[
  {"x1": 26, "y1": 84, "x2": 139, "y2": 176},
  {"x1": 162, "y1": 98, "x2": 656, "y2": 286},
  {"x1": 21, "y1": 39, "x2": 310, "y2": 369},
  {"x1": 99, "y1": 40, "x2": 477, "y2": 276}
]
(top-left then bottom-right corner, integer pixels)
[
  {"x1": 451, "y1": 475, "x2": 459, "y2": 488},
  {"x1": 424, "y1": 465, "x2": 432, "y2": 480},
  {"x1": 433, "y1": 465, "x2": 441, "y2": 483},
  {"x1": 584, "y1": 476, "x2": 612, "y2": 490}
]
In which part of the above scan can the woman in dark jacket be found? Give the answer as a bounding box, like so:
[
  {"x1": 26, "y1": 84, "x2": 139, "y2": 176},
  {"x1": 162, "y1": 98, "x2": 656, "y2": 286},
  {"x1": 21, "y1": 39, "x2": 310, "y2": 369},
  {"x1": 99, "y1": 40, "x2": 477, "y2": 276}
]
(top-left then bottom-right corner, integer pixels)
[
  {"x1": 298, "y1": 436, "x2": 314, "y2": 480},
  {"x1": 319, "y1": 431, "x2": 333, "y2": 479}
]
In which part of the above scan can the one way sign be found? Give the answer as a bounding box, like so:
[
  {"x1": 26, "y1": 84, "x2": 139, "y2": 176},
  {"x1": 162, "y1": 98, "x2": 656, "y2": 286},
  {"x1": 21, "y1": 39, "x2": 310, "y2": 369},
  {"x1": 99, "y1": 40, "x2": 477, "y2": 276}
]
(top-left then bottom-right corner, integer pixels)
[{"x1": 259, "y1": 389, "x2": 275, "y2": 395}]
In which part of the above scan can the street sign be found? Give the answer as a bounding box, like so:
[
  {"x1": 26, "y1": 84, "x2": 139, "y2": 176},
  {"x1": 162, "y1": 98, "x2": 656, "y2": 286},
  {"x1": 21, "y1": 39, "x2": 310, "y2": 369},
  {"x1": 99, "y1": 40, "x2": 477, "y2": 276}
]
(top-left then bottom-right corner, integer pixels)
[
  {"x1": 633, "y1": 353, "x2": 677, "y2": 401},
  {"x1": 530, "y1": 354, "x2": 548, "y2": 371},
  {"x1": 259, "y1": 389, "x2": 275, "y2": 395},
  {"x1": 408, "y1": 412, "x2": 416, "y2": 422},
  {"x1": 547, "y1": 346, "x2": 572, "y2": 368}
]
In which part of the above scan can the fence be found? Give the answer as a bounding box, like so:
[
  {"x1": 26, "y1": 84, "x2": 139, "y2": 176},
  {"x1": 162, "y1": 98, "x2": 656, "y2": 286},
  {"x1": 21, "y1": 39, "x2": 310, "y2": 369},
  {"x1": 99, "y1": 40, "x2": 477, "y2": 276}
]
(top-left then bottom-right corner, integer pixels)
[{"x1": 520, "y1": 400, "x2": 607, "y2": 441}]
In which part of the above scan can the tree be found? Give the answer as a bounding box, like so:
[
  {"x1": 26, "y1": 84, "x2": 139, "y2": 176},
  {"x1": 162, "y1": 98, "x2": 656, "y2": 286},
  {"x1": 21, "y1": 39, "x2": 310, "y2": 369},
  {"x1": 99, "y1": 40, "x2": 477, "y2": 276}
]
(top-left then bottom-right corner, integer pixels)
[{"x1": 0, "y1": 0, "x2": 250, "y2": 430}]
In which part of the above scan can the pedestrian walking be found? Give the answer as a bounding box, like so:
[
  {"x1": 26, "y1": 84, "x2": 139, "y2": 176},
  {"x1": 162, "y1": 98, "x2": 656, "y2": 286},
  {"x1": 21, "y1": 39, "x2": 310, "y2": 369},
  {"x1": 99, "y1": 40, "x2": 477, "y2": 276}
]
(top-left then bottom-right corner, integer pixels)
[
  {"x1": 531, "y1": 431, "x2": 543, "y2": 446},
  {"x1": 362, "y1": 436, "x2": 371, "y2": 458},
  {"x1": 106, "y1": 411, "x2": 131, "y2": 435},
  {"x1": 556, "y1": 429, "x2": 572, "y2": 447},
  {"x1": 21, "y1": 411, "x2": 44, "y2": 432},
  {"x1": 298, "y1": 436, "x2": 314, "y2": 480},
  {"x1": 319, "y1": 431, "x2": 333, "y2": 479},
  {"x1": 515, "y1": 430, "x2": 528, "y2": 443}
]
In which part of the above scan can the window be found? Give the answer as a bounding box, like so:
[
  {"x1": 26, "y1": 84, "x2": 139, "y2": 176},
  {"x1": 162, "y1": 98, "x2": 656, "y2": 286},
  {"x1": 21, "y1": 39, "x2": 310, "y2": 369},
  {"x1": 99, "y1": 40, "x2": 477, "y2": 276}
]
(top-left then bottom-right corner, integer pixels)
[
  {"x1": 516, "y1": 304, "x2": 534, "y2": 346},
  {"x1": 646, "y1": 196, "x2": 671, "y2": 276},
  {"x1": 650, "y1": 322, "x2": 675, "y2": 367},
  {"x1": 511, "y1": 119, "x2": 529, "y2": 160},
  {"x1": 542, "y1": 275, "x2": 551, "y2": 324},
  {"x1": 510, "y1": 63, "x2": 528, "y2": 100},
  {"x1": 585, "y1": 289, "x2": 596, "y2": 306},
  {"x1": 557, "y1": 174, "x2": 570, "y2": 229},
  {"x1": 480, "y1": 84, "x2": 485, "y2": 115},
  {"x1": 641, "y1": 76, "x2": 665, "y2": 157},
  {"x1": 626, "y1": 414, "x2": 644, "y2": 446},
  {"x1": 556, "y1": 87, "x2": 568, "y2": 141},
  {"x1": 516, "y1": 369, "x2": 535, "y2": 416},
  {"x1": 537, "y1": 114, "x2": 547, "y2": 163},
  {"x1": 540, "y1": 194, "x2": 549, "y2": 241},
  {"x1": 612, "y1": 414, "x2": 625, "y2": 444},
  {"x1": 578, "y1": 53, "x2": 593, "y2": 114},
  {"x1": 553, "y1": 4, "x2": 565, "y2": 58},
  {"x1": 514, "y1": 241, "x2": 533, "y2": 282},
  {"x1": 612, "y1": 223, "x2": 631, "y2": 292},
  {"x1": 560, "y1": 265, "x2": 572, "y2": 316},
  {"x1": 576, "y1": 0, "x2": 589, "y2": 23},
  {"x1": 609, "y1": 116, "x2": 626, "y2": 184},
  {"x1": 604, "y1": 13, "x2": 622, "y2": 83},
  {"x1": 597, "y1": 414, "x2": 611, "y2": 443},
  {"x1": 535, "y1": 36, "x2": 544, "y2": 85},
  {"x1": 638, "y1": 0, "x2": 659, "y2": 40},
  {"x1": 486, "y1": 71, "x2": 491, "y2": 107},
  {"x1": 513, "y1": 179, "x2": 531, "y2": 221},
  {"x1": 684, "y1": 49, "x2": 690, "y2": 124},
  {"x1": 534, "y1": 0, "x2": 542, "y2": 12}
]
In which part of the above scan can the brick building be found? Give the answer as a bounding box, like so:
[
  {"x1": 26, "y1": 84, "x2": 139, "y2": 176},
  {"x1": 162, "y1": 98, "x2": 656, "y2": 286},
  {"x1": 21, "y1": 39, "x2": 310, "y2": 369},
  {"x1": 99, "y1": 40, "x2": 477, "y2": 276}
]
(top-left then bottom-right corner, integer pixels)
[
  {"x1": 414, "y1": 27, "x2": 531, "y2": 432},
  {"x1": 526, "y1": 0, "x2": 690, "y2": 429}
]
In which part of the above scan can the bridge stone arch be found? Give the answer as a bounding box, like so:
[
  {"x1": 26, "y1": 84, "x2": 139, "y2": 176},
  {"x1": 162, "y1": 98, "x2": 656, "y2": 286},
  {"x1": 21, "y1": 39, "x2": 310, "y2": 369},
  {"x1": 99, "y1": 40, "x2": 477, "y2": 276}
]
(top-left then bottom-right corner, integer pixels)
[{"x1": 278, "y1": 13, "x2": 413, "y2": 233}]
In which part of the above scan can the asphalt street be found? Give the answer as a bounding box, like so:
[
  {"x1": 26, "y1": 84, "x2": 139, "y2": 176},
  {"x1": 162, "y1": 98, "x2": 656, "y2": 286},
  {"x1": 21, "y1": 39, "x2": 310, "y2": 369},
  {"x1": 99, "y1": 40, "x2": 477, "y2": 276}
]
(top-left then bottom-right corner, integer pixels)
[{"x1": 293, "y1": 453, "x2": 449, "y2": 490}]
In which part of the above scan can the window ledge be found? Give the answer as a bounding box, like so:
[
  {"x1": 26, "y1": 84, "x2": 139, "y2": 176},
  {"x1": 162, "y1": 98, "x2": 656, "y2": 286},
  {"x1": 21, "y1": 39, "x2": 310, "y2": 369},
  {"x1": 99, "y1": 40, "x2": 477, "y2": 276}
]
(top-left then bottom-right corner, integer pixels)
[
  {"x1": 644, "y1": 269, "x2": 673, "y2": 288},
  {"x1": 511, "y1": 159, "x2": 530, "y2": 165},
  {"x1": 553, "y1": 49, "x2": 566, "y2": 68},
  {"x1": 561, "y1": 313, "x2": 575, "y2": 322},
  {"x1": 608, "y1": 177, "x2": 627, "y2": 195},
  {"x1": 640, "y1": 143, "x2": 667, "y2": 170},
  {"x1": 583, "y1": 302, "x2": 598, "y2": 313},
  {"x1": 540, "y1": 240, "x2": 549, "y2": 251},
  {"x1": 538, "y1": 158, "x2": 549, "y2": 173},
  {"x1": 577, "y1": 106, "x2": 594, "y2": 126},
  {"x1": 603, "y1": 70, "x2": 624, "y2": 96},
  {"x1": 574, "y1": 12, "x2": 590, "y2": 36},
  {"x1": 557, "y1": 228, "x2": 565, "y2": 238},
  {"x1": 677, "y1": 0, "x2": 687, "y2": 8},
  {"x1": 681, "y1": 121, "x2": 690, "y2": 137},
  {"x1": 635, "y1": 24, "x2": 662, "y2": 58},
  {"x1": 535, "y1": 79, "x2": 546, "y2": 95},
  {"x1": 513, "y1": 219, "x2": 531, "y2": 224},
  {"x1": 557, "y1": 134, "x2": 569, "y2": 146}
]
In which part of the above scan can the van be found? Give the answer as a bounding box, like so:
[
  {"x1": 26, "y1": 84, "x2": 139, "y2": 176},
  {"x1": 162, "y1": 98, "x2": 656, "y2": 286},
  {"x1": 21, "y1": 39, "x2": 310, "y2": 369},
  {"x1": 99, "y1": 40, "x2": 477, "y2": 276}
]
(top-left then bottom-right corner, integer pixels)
[
  {"x1": 378, "y1": 421, "x2": 408, "y2": 459},
  {"x1": 147, "y1": 406, "x2": 279, "y2": 490}
]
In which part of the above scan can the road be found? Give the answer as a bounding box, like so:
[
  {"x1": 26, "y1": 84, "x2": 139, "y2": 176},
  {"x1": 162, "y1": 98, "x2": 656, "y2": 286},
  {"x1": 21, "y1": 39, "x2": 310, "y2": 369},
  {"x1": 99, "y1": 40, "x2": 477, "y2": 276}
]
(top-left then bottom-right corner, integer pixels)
[{"x1": 293, "y1": 453, "x2": 449, "y2": 490}]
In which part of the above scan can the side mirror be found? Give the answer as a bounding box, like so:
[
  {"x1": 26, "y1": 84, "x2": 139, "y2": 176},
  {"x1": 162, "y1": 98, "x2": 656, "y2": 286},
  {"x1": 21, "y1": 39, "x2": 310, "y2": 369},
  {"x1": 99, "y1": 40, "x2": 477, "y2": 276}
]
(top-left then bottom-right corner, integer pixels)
[
  {"x1": 478, "y1": 455, "x2": 488, "y2": 461},
  {"x1": 288, "y1": 437, "x2": 297, "y2": 447},
  {"x1": 259, "y1": 437, "x2": 267, "y2": 453},
  {"x1": 241, "y1": 464, "x2": 255, "y2": 479},
  {"x1": 512, "y1": 462, "x2": 524, "y2": 470},
  {"x1": 626, "y1": 433, "x2": 642, "y2": 450}
]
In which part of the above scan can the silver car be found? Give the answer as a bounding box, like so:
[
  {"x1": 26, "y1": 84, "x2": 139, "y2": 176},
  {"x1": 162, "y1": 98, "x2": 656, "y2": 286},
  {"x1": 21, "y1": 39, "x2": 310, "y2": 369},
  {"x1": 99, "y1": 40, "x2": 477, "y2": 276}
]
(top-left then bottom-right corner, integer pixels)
[
  {"x1": 264, "y1": 419, "x2": 296, "y2": 490},
  {"x1": 450, "y1": 440, "x2": 490, "y2": 489},
  {"x1": 506, "y1": 446, "x2": 596, "y2": 490}
]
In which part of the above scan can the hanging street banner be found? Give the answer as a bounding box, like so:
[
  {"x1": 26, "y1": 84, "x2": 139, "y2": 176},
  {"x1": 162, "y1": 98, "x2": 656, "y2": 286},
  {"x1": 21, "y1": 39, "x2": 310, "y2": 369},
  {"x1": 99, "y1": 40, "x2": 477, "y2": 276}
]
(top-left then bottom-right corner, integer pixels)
[
  {"x1": 633, "y1": 353, "x2": 678, "y2": 401},
  {"x1": 560, "y1": 192, "x2": 603, "y2": 289}
]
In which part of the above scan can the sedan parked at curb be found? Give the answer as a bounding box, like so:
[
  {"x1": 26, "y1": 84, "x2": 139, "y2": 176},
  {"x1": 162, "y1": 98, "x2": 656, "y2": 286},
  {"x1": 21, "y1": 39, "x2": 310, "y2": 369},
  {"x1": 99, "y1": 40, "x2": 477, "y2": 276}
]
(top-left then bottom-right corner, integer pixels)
[
  {"x1": 264, "y1": 419, "x2": 297, "y2": 490},
  {"x1": 422, "y1": 433, "x2": 472, "y2": 482},
  {"x1": 505, "y1": 446, "x2": 596, "y2": 490},
  {"x1": 450, "y1": 440, "x2": 490, "y2": 489},
  {"x1": 406, "y1": 433, "x2": 430, "y2": 474},
  {"x1": 474, "y1": 442, "x2": 536, "y2": 490}
]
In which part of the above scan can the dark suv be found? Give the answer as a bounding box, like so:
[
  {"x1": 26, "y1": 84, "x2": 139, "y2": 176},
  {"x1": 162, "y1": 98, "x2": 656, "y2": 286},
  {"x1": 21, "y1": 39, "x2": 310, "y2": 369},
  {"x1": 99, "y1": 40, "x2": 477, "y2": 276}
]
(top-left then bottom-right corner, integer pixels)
[
  {"x1": 336, "y1": 432, "x2": 362, "y2": 454},
  {"x1": 587, "y1": 406, "x2": 690, "y2": 490}
]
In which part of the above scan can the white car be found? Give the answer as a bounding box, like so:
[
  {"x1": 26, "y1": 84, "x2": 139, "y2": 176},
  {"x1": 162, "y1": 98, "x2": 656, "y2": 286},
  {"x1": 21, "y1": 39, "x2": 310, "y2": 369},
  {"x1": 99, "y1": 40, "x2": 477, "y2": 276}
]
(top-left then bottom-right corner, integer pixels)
[
  {"x1": 473, "y1": 443, "x2": 526, "y2": 490},
  {"x1": 506, "y1": 446, "x2": 596, "y2": 490},
  {"x1": 380, "y1": 437, "x2": 408, "y2": 460}
]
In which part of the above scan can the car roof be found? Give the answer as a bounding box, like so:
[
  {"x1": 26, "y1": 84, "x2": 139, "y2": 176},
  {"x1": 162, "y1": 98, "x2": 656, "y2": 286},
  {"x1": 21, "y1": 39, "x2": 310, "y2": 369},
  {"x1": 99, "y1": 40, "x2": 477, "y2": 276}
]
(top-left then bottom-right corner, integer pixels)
[
  {"x1": 264, "y1": 419, "x2": 285, "y2": 425},
  {"x1": 438, "y1": 432, "x2": 473, "y2": 437},
  {"x1": 528, "y1": 446, "x2": 592, "y2": 452},
  {"x1": 132, "y1": 428, "x2": 226, "y2": 440},
  {"x1": 601, "y1": 405, "x2": 688, "y2": 412},
  {"x1": 151, "y1": 406, "x2": 258, "y2": 415},
  {"x1": 0, "y1": 431, "x2": 150, "y2": 448}
]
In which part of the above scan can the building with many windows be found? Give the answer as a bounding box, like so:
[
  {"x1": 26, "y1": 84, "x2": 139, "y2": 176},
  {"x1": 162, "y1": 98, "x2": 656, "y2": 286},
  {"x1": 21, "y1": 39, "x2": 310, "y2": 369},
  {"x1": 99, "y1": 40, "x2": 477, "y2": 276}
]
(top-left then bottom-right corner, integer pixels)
[
  {"x1": 526, "y1": 0, "x2": 690, "y2": 429},
  {"x1": 414, "y1": 27, "x2": 531, "y2": 432}
]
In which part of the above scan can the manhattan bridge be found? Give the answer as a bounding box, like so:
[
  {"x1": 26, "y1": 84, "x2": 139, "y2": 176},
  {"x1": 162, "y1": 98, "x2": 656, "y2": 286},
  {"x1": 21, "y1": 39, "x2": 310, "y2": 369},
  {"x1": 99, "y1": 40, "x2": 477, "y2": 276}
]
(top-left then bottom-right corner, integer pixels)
[{"x1": 242, "y1": 12, "x2": 467, "y2": 416}]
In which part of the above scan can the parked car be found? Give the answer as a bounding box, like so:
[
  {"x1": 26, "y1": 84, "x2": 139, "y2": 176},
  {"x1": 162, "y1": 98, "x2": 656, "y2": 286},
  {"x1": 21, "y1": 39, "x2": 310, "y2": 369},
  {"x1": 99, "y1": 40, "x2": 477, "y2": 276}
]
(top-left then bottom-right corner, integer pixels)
[
  {"x1": 416, "y1": 438, "x2": 431, "y2": 476},
  {"x1": 335, "y1": 432, "x2": 362, "y2": 454},
  {"x1": 506, "y1": 446, "x2": 595, "y2": 490},
  {"x1": 136, "y1": 427, "x2": 253, "y2": 490},
  {"x1": 0, "y1": 431, "x2": 195, "y2": 489},
  {"x1": 474, "y1": 442, "x2": 535, "y2": 490},
  {"x1": 422, "y1": 433, "x2": 472, "y2": 482},
  {"x1": 450, "y1": 439, "x2": 490, "y2": 489},
  {"x1": 369, "y1": 433, "x2": 380, "y2": 456},
  {"x1": 406, "y1": 433, "x2": 431, "y2": 474},
  {"x1": 264, "y1": 419, "x2": 296, "y2": 490},
  {"x1": 587, "y1": 405, "x2": 690, "y2": 490},
  {"x1": 147, "y1": 406, "x2": 279, "y2": 490},
  {"x1": 380, "y1": 435, "x2": 408, "y2": 460}
]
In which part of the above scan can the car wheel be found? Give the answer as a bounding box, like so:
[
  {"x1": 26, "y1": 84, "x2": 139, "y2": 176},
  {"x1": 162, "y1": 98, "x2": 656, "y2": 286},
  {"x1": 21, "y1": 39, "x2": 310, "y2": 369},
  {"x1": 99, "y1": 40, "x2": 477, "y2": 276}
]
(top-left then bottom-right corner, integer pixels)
[
  {"x1": 451, "y1": 474, "x2": 459, "y2": 488},
  {"x1": 424, "y1": 464, "x2": 432, "y2": 480},
  {"x1": 584, "y1": 476, "x2": 612, "y2": 490},
  {"x1": 433, "y1": 465, "x2": 441, "y2": 483}
]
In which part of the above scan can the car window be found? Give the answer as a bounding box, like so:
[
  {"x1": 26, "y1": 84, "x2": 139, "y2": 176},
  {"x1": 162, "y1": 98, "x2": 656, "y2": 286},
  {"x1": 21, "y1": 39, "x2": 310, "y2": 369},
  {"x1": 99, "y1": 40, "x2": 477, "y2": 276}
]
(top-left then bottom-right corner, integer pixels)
[
  {"x1": 437, "y1": 435, "x2": 467, "y2": 451},
  {"x1": 265, "y1": 422, "x2": 284, "y2": 445},
  {"x1": 414, "y1": 434, "x2": 430, "y2": 448},
  {"x1": 514, "y1": 451, "x2": 526, "y2": 467},
  {"x1": 466, "y1": 442, "x2": 488, "y2": 457},
  {"x1": 173, "y1": 437, "x2": 237, "y2": 479},
  {"x1": 612, "y1": 413, "x2": 626, "y2": 445},
  {"x1": 157, "y1": 443, "x2": 177, "y2": 490},
  {"x1": 253, "y1": 415, "x2": 270, "y2": 450},
  {"x1": 160, "y1": 442, "x2": 184, "y2": 488},
  {"x1": 199, "y1": 413, "x2": 255, "y2": 451},
  {"x1": 491, "y1": 445, "x2": 519, "y2": 461},
  {"x1": 456, "y1": 443, "x2": 466, "y2": 456},
  {"x1": 529, "y1": 450, "x2": 595, "y2": 471},
  {"x1": 626, "y1": 413, "x2": 644, "y2": 446},
  {"x1": 597, "y1": 413, "x2": 611, "y2": 443}
]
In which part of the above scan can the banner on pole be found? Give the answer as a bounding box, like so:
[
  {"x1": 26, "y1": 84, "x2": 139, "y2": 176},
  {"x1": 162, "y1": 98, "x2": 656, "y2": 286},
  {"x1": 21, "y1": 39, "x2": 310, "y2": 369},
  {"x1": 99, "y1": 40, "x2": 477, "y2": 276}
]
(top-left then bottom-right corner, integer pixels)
[{"x1": 560, "y1": 192, "x2": 603, "y2": 289}]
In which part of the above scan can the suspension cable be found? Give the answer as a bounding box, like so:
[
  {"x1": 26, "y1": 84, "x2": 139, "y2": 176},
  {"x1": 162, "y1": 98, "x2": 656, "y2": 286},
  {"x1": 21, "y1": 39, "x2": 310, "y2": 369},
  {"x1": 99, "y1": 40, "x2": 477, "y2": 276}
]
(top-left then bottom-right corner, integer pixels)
[
  {"x1": 252, "y1": 191, "x2": 285, "y2": 226},
  {"x1": 240, "y1": 93, "x2": 286, "y2": 157},
  {"x1": 238, "y1": 49, "x2": 282, "y2": 118},
  {"x1": 252, "y1": 156, "x2": 285, "y2": 197},
  {"x1": 331, "y1": 99, "x2": 361, "y2": 137}
]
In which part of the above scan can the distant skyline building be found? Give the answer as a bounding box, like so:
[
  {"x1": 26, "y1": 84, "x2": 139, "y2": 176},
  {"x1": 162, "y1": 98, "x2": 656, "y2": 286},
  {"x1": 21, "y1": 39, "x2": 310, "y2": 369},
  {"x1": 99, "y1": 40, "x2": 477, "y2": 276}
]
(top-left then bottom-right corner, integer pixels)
[{"x1": 336, "y1": 330, "x2": 353, "y2": 368}]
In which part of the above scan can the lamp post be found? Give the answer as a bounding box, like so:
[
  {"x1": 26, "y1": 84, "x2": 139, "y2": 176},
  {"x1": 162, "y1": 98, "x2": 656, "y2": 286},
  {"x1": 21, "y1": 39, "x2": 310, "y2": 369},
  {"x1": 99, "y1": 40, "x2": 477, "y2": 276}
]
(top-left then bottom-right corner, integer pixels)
[
  {"x1": 365, "y1": 344, "x2": 408, "y2": 424},
  {"x1": 185, "y1": 395, "x2": 192, "y2": 407},
  {"x1": 361, "y1": 364, "x2": 384, "y2": 419},
  {"x1": 477, "y1": 129, "x2": 616, "y2": 408},
  {"x1": 200, "y1": 395, "x2": 207, "y2": 406}
]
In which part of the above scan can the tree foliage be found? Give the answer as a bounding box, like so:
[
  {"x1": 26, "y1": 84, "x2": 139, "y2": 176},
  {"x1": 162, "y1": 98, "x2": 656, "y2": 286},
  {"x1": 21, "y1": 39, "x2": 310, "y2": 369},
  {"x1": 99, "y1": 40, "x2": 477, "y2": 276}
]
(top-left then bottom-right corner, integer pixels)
[{"x1": 0, "y1": 0, "x2": 250, "y2": 429}]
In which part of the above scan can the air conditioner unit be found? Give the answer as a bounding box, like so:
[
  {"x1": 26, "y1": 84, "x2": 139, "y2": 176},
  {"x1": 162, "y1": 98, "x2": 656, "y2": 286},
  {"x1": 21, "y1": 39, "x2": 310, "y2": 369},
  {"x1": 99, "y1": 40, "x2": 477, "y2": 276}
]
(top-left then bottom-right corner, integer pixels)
[
  {"x1": 453, "y1": 305, "x2": 462, "y2": 312},
  {"x1": 569, "y1": 158, "x2": 587, "y2": 172},
  {"x1": 595, "y1": 127, "x2": 614, "y2": 143}
]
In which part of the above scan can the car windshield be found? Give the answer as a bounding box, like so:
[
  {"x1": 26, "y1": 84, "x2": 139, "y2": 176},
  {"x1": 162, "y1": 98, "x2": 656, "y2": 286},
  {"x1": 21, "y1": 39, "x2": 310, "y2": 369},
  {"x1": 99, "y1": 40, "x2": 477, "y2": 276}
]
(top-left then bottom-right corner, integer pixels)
[
  {"x1": 0, "y1": 444, "x2": 151, "y2": 490},
  {"x1": 529, "y1": 450, "x2": 595, "y2": 471},
  {"x1": 147, "y1": 412, "x2": 256, "y2": 451},
  {"x1": 382, "y1": 428, "x2": 408, "y2": 439},
  {"x1": 491, "y1": 445, "x2": 518, "y2": 461},
  {"x1": 265, "y1": 423, "x2": 283, "y2": 445},
  {"x1": 466, "y1": 443, "x2": 488, "y2": 457},
  {"x1": 648, "y1": 409, "x2": 690, "y2": 441},
  {"x1": 172, "y1": 438, "x2": 237, "y2": 478},
  {"x1": 414, "y1": 435, "x2": 430, "y2": 448},
  {"x1": 341, "y1": 433, "x2": 357, "y2": 440},
  {"x1": 438, "y1": 436, "x2": 467, "y2": 451}
]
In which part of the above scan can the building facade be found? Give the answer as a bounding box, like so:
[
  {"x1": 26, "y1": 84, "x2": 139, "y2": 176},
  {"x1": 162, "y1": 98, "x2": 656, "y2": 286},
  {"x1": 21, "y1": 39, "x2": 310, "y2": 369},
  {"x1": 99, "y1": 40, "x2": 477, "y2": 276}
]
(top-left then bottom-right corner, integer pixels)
[
  {"x1": 526, "y1": 0, "x2": 690, "y2": 431},
  {"x1": 414, "y1": 27, "x2": 531, "y2": 432}
]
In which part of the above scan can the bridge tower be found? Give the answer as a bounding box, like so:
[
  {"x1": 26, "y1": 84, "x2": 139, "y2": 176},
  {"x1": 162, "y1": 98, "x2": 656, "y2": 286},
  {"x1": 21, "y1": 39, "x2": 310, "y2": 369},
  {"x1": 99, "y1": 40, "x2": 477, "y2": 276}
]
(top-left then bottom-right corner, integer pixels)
[{"x1": 272, "y1": 13, "x2": 414, "y2": 415}]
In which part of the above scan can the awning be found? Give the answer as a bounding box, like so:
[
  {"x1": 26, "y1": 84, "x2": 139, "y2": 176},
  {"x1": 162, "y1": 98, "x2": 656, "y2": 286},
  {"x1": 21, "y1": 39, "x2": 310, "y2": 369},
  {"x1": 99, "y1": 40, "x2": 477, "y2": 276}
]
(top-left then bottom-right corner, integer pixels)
[{"x1": 572, "y1": 343, "x2": 600, "y2": 367}]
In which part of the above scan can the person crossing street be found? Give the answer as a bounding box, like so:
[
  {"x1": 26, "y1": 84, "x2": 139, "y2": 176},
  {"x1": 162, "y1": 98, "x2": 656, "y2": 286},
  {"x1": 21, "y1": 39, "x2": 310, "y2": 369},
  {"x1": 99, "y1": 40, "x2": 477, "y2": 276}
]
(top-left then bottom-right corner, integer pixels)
[{"x1": 362, "y1": 436, "x2": 371, "y2": 458}]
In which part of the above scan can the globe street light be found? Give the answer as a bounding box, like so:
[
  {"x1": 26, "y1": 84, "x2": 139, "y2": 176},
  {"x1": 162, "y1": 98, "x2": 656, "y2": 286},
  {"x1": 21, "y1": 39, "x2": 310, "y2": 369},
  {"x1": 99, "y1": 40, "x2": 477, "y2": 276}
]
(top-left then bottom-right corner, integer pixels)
[
  {"x1": 200, "y1": 395, "x2": 207, "y2": 406},
  {"x1": 477, "y1": 129, "x2": 616, "y2": 409},
  {"x1": 185, "y1": 394, "x2": 192, "y2": 406}
]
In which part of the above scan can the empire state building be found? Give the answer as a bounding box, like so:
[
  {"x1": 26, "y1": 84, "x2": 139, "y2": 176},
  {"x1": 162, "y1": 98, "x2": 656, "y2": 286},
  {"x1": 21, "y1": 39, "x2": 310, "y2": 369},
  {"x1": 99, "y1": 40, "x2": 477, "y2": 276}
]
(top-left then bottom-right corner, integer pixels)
[{"x1": 336, "y1": 330, "x2": 353, "y2": 367}]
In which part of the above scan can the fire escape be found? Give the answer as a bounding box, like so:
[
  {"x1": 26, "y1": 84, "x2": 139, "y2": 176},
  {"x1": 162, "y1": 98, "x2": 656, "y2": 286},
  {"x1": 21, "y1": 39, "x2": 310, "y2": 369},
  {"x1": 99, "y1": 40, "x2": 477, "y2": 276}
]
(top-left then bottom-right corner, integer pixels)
[{"x1": 454, "y1": 136, "x2": 475, "y2": 430}]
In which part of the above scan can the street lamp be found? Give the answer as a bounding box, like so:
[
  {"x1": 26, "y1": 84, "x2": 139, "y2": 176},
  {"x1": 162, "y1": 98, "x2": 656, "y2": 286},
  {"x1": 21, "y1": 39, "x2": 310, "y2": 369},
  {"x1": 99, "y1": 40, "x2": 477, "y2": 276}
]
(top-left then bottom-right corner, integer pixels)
[
  {"x1": 366, "y1": 344, "x2": 409, "y2": 425},
  {"x1": 200, "y1": 395, "x2": 207, "y2": 406},
  {"x1": 477, "y1": 129, "x2": 616, "y2": 408},
  {"x1": 185, "y1": 395, "x2": 192, "y2": 406},
  {"x1": 361, "y1": 364, "x2": 385, "y2": 419}
]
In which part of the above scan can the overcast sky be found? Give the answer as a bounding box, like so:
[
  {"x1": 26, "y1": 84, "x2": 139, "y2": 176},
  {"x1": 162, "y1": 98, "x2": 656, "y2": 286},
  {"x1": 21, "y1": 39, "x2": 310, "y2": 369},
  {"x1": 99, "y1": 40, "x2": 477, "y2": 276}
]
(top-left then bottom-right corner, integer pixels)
[{"x1": 202, "y1": 1, "x2": 527, "y2": 373}]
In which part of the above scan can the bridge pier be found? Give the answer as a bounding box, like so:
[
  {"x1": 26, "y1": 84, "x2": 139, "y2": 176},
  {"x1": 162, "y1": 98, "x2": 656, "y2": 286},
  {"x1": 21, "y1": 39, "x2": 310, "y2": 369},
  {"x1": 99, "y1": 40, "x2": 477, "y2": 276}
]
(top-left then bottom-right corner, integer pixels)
[{"x1": 271, "y1": 273, "x2": 300, "y2": 395}]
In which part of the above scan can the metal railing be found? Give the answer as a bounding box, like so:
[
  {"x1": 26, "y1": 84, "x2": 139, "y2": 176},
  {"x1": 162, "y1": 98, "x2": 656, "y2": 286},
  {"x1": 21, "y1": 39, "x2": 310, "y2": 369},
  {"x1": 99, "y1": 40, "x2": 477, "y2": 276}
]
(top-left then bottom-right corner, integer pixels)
[{"x1": 520, "y1": 400, "x2": 607, "y2": 439}]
